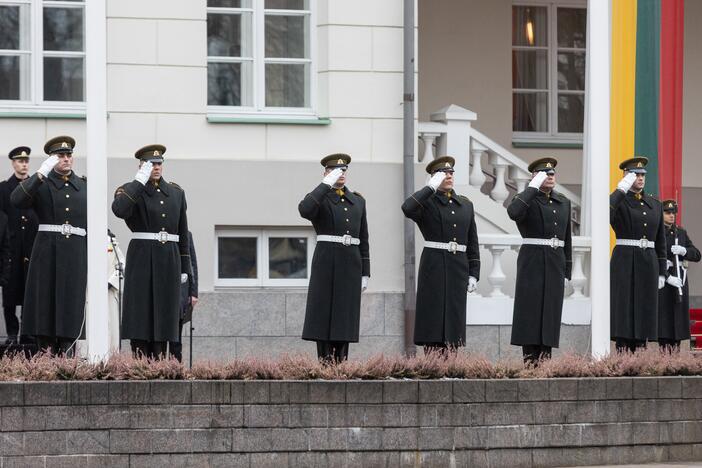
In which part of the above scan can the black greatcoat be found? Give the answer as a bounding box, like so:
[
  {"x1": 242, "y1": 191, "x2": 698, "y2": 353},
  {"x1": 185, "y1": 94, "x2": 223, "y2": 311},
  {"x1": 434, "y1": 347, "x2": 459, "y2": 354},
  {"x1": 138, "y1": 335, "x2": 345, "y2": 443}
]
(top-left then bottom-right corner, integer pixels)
[
  {"x1": 658, "y1": 225, "x2": 700, "y2": 341},
  {"x1": 402, "y1": 187, "x2": 480, "y2": 346},
  {"x1": 610, "y1": 190, "x2": 667, "y2": 341},
  {"x1": 0, "y1": 175, "x2": 38, "y2": 307},
  {"x1": 112, "y1": 179, "x2": 190, "y2": 343},
  {"x1": 299, "y1": 183, "x2": 370, "y2": 343},
  {"x1": 10, "y1": 171, "x2": 87, "y2": 339},
  {"x1": 507, "y1": 188, "x2": 572, "y2": 348}
]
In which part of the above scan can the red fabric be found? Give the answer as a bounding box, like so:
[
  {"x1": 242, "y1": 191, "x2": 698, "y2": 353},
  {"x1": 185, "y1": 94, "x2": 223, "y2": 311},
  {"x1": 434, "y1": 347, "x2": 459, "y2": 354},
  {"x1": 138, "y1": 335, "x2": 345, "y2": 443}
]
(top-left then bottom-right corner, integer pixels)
[{"x1": 658, "y1": 0, "x2": 685, "y2": 220}]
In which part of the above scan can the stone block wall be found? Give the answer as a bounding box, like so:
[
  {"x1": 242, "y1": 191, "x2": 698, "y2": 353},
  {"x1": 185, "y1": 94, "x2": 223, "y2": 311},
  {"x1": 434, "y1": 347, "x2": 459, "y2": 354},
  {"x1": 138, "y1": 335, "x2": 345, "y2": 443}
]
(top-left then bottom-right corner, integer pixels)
[{"x1": 1, "y1": 377, "x2": 702, "y2": 467}]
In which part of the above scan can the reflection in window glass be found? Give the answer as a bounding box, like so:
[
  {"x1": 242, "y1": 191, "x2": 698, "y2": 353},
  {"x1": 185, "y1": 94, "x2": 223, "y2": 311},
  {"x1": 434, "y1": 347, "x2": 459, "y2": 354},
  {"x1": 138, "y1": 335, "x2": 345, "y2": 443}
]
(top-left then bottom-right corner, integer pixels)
[
  {"x1": 265, "y1": 14, "x2": 307, "y2": 58},
  {"x1": 0, "y1": 56, "x2": 20, "y2": 100},
  {"x1": 218, "y1": 237, "x2": 257, "y2": 278},
  {"x1": 513, "y1": 92, "x2": 548, "y2": 133},
  {"x1": 43, "y1": 7, "x2": 84, "y2": 52},
  {"x1": 512, "y1": 6, "x2": 547, "y2": 47},
  {"x1": 558, "y1": 94, "x2": 584, "y2": 133},
  {"x1": 208, "y1": 0, "x2": 252, "y2": 8},
  {"x1": 557, "y1": 8, "x2": 586, "y2": 48},
  {"x1": 265, "y1": 63, "x2": 307, "y2": 107},
  {"x1": 43, "y1": 56, "x2": 83, "y2": 101},
  {"x1": 0, "y1": 5, "x2": 20, "y2": 50},
  {"x1": 269, "y1": 237, "x2": 307, "y2": 279},
  {"x1": 265, "y1": 0, "x2": 308, "y2": 10},
  {"x1": 207, "y1": 12, "x2": 252, "y2": 57}
]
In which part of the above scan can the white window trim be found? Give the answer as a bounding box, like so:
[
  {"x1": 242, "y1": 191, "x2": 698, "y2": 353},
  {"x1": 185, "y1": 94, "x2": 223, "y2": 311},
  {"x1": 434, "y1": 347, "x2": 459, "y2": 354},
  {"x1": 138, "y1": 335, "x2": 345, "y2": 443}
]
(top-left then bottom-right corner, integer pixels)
[
  {"x1": 0, "y1": 0, "x2": 86, "y2": 115},
  {"x1": 215, "y1": 227, "x2": 315, "y2": 288},
  {"x1": 512, "y1": 0, "x2": 586, "y2": 145},
  {"x1": 206, "y1": 0, "x2": 318, "y2": 120}
]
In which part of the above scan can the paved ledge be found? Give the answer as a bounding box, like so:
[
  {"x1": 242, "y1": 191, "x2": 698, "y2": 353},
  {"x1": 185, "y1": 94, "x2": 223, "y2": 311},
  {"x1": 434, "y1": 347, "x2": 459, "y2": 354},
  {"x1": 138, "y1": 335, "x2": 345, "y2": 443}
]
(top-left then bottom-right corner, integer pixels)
[{"x1": 0, "y1": 378, "x2": 701, "y2": 467}]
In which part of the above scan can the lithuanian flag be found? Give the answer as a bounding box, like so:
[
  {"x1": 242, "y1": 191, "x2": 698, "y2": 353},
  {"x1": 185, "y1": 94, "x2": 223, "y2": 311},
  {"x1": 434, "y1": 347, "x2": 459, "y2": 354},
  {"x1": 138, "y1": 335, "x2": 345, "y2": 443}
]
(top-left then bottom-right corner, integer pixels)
[{"x1": 610, "y1": 0, "x2": 685, "y2": 218}]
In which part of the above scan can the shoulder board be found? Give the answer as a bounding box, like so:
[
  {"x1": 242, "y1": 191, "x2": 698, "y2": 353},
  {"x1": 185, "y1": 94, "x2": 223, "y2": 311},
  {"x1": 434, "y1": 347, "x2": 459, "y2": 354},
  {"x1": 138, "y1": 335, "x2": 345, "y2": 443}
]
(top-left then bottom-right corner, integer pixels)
[
  {"x1": 169, "y1": 182, "x2": 183, "y2": 190},
  {"x1": 114, "y1": 185, "x2": 125, "y2": 197},
  {"x1": 458, "y1": 195, "x2": 470, "y2": 202},
  {"x1": 646, "y1": 193, "x2": 659, "y2": 202},
  {"x1": 353, "y1": 191, "x2": 363, "y2": 198},
  {"x1": 81, "y1": 175, "x2": 87, "y2": 181}
]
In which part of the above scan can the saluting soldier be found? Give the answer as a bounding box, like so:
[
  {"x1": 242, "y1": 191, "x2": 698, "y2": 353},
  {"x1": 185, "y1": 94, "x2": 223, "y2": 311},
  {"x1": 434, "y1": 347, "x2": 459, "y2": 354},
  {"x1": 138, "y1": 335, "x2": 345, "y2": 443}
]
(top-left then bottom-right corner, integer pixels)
[
  {"x1": 657, "y1": 200, "x2": 700, "y2": 351},
  {"x1": 610, "y1": 157, "x2": 667, "y2": 353},
  {"x1": 507, "y1": 158, "x2": 572, "y2": 364},
  {"x1": 299, "y1": 154, "x2": 370, "y2": 363},
  {"x1": 401, "y1": 156, "x2": 480, "y2": 355},
  {"x1": 0, "y1": 147, "x2": 38, "y2": 344},
  {"x1": 10, "y1": 136, "x2": 87, "y2": 354},
  {"x1": 112, "y1": 145, "x2": 191, "y2": 359}
]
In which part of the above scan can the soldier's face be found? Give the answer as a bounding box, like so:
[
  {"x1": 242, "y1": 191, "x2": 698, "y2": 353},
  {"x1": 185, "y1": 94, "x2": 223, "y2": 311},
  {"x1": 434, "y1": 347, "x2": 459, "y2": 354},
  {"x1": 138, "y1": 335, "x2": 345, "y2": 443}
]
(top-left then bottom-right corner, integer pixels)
[
  {"x1": 11, "y1": 158, "x2": 29, "y2": 177},
  {"x1": 631, "y1": 172, "x2": 645, "y2": 191},
  {"x1": 55, "y1": 152, "x2": 73, "y2": 173},
  {"x1": 142, "y1": 161, "x2": 162, "y2": 181},
  {"x1": 438, "y1": 170, "x2": 454, "y2": 191},
  {"x1": 664, "y1": 212, "x2": 675, "y2": 225}
]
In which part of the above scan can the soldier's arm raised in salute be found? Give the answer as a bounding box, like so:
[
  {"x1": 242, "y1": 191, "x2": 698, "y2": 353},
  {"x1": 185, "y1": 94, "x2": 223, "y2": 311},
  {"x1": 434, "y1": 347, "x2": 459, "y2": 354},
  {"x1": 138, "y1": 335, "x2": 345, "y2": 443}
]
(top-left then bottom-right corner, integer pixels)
[{"x1": 112, "y1": 162, "x2": 152, "y2": 219}]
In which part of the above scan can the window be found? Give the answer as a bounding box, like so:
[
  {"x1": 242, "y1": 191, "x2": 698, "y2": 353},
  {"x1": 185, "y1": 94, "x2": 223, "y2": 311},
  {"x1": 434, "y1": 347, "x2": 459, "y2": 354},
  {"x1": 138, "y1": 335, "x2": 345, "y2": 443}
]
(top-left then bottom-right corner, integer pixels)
[
  {"x1": 512, "y1": 2, "x2": 586, "y2": 143},
  {"x1": 215, "y1": 228, "x2": 315, "y2": 287},
  {"x1": 207, "y1": 0, "x2": 315, "y2": 117},
  {"x1": 0, "y1": 0, "x2": 85, "y2": 112}
]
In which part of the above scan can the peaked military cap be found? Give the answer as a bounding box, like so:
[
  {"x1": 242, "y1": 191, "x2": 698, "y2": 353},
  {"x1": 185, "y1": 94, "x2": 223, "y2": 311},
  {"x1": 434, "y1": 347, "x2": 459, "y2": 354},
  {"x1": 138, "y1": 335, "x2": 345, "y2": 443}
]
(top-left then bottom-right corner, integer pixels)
[
  {"x1": 8, "y1": 146, "x2": 30, "y2": 160},
  {"x1": 426, "y1": 156, "x2": 455, "y2": 174},
  {"x1": 662, "y1": 199, "x2": 678, "y2": 213},
  {"x1": 44, "y1": 136, "x2": 75, "y2": 155},
  {"x1": 528, "y1": 157, "x2": 558, "y2": 174},
  {"x1": 135, "y1": 144, "x2": 167, "y2": 163},
  {"x1": 619, "y1": 156, "x2": 648, "y2": 174},
  {"x1": 320, "y1": 153, "x2": 351, "y2": 168}
]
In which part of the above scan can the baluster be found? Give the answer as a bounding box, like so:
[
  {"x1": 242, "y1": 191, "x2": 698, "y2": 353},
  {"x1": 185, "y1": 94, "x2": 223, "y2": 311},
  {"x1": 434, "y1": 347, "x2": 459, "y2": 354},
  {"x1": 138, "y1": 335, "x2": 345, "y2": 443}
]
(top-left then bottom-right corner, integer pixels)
[
  {"x1": 569, "y1": 247, "x2": 588, "y2": 298},
  {"x1": 509, "y1": 166, "x2": 531, "y2": 194},
  {"x1": 488, "y1": 153, "x2": 510, "y2": 202},
  {"x1": 469, "y1": 141, "x2": 487, "y2": 188},
  {"x1": 418, "y1": 132, "x2": 440, "y2": 162},
  {"x1": 487, "y1": 244, "x2": 510, "y2": 297}
]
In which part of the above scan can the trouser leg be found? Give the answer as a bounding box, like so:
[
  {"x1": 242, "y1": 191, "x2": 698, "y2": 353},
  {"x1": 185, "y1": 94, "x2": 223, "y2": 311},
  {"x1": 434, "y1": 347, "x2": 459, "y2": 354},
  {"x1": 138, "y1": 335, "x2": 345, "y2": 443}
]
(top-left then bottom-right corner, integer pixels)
[
  {"x1": 424, "y1": 343, "x2": 449, "y2": 357},
  {"x1": 333, "y1": 341, "x2": 349, "y2": 362},
  {"x1": 659, "y1": 338, "x2": 680, "y2": 352},
  {"x1": 540, "y1": 345, "x2": 552, "y2": 360},
  {"x1": 36, "y1": 335, "x2": 58, "y2": 354},
  {"x1": 316, "y1": 341, "x2": 333, "y2": 363},
  {"x1": 170, "y1": 321, "x2": 184, "y2": 362},
  {"x1": 3, "y1": 305, "x2": 19, "y2": 342},
  {"x1": 131, "y1": 339, "x2": 149, "y2": 358},
  {"x1": 615, "y1": 338, "x2": 646, "y2": 353},
  {"x1": 57, "y1": 338, "x2": 74, "y2": 357},
  {"x1": 522, "y1": 345, "x2": 542, "y2": 365}
]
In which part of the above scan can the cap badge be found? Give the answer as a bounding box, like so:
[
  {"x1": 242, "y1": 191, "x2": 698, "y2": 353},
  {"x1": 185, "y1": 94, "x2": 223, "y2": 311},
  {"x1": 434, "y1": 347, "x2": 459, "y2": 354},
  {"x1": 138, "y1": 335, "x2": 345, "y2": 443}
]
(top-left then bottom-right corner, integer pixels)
[
  {"x1": 444, "y1": 162, "x2": 450, "y2": 167},
  {"x1": 546, "y1": 162, "x2": 553, "y2": 168},
  {"x1": 337, "y1": 158, "x2": 344, "y2": 165},
  {"x1": 20, "y1": 151, "x2": 27, "y2": 156},
  {"x1": 153, "y1": 150, "x2": 160, "y2": 156},
  {"x1": 61, "y1": 142, "x2": 68, "y2": 148},
  {"x1": 637, "y1": 162, "x2": 643, "y2": 167}
]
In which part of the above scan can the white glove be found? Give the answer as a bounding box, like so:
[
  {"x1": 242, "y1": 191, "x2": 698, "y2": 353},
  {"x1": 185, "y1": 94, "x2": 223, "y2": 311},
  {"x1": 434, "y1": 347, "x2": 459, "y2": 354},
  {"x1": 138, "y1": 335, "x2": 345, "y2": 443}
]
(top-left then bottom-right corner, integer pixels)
[
  {"x1": 467, "y1": 276, "x2": 478, "y2": 293},
  {"x1": 426, "y1": 171, "x2": 446, "y2": 192},
  {"x1": 134, "y1": 161, "x2": 153, "y2": 185},
  {"x1": 666, "y1": 276, "x2": 683, "y2": 288},
  {"x1": 322, "y1": 168, "x2": 343, "y2": 187},
  {"x1": 528, "y1": 171, "x2": 548, "y2": 189},
  {"x1": 658, "y1": 276, "x2": 665, "y2": 289},
  {"x1": 564, "y1": 278, "x2": 569, "y2": 288},
  {"x1": 617, "y1": 172, "x2": 637, "y2": 193},
  {"x1": 361, "y1": 276, "x2": 369, "y2": 292},
  {"x1": 671, "y1": 245, "x2": 687, "y2": 257},
  {"x1": 37, "y1": 155, "x2": 59, "y2": 178},
  {"x1": 181, "y1": 273, "x2": 188, "y2": 284}
]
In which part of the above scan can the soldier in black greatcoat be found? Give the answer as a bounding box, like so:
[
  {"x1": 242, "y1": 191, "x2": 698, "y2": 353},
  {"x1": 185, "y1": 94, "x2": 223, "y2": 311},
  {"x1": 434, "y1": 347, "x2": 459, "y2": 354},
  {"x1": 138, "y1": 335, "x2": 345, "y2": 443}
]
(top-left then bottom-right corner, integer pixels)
[
  {"x1": 507, "y1": 157, "x2": 572, "y2": 364},
  {"x1": 0, "y1": 146, "x2": 38, "y2": 344},
  {"x1": 610, "y1": 157, "x2": 667, "y2": 353},
  {"x1": 401, "y1": 156, "x2": 480, "y2": 355},
  {"x1": 112, "y1": 145, "x2": 191, "y2": 359},
  {"x1": 657, "y1": 199, "x2": 700, "y2": 351},
  {"x1": 299, "y1": 154, "x2": 370, "y2": 362},
  {"x1": 10, "y1": 136, "x2": 87, "y2": 354}
]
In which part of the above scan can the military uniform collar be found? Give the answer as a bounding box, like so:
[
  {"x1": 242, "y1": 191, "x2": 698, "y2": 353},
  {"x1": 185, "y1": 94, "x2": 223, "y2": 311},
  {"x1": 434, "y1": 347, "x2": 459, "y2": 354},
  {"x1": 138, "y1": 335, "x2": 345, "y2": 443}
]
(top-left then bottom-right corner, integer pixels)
[
  {"x1": 626, "y1": 190, "x2": 653, "y2": 208},
  {"x1": 536, "y1": 189, "x2": 562, "y2": 204},
  {"x1": 47, "y1": 170, "x2": 81, "y2": 190},
  {"x1": 435, "y1": 189, "x2": 461, "y2": 205},
  {"x1": 145, "y1": 177, "x2": 170, "y2": 197},
  {"x1": 326, "y1": 186, "x2": 355, "y2": 204}
]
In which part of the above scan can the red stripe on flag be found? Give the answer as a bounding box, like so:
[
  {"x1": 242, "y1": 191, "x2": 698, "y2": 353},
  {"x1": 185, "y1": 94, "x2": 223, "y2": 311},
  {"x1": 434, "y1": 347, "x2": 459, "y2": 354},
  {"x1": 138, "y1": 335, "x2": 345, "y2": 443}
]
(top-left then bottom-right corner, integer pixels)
[{"x1": 658, "y1": 0, "x2": 684, "y2": 220}]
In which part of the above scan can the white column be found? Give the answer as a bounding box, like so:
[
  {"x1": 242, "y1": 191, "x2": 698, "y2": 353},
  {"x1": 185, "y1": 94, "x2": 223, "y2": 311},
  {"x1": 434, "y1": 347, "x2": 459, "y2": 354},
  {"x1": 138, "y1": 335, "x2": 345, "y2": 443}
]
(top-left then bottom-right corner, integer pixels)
[
  {"x1": 419, "y1": 132, "x2": 440, "y2": 162},
  {"x1": 508, "y1": 166, "x2": 531, "y2": 193},
  {"x1": 430, "y1": 104, "x2": 477, "y2": 186},
  {"x1": 488, "y1": 153, "x2": 510, "y2": 202},
  {"x1": 85, "y1": 0, "x2": 110, "y2": 361},
  {"x1": 486, "y1": 245, "x2": 510, "y2": 297},
  {"x1": 569, "y1": 247, "x2": 589, "y2": 298},
  {"x1": 469, "y1": 141, "x2": 487, "y2": 188},
  {"x1": 584, "y1": 0, "x2": 611, "y2": 358}
]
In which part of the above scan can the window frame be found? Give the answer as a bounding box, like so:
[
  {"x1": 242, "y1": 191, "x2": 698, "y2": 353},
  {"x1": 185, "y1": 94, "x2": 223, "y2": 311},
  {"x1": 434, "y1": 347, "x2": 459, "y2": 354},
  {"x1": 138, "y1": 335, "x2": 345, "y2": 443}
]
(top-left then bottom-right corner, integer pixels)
[
  {"x1": 512, "y1": 0, "x2": 586, "y2": 145},
  {"x1": 0, "y1": 0, "x2": 86, "y2": 115},
  {"x1": 215, "y1": 227, "x2": 316, "y2": 288},
  {"x1": 206, "y1": 0, "x2": 317, "y2": 120}
]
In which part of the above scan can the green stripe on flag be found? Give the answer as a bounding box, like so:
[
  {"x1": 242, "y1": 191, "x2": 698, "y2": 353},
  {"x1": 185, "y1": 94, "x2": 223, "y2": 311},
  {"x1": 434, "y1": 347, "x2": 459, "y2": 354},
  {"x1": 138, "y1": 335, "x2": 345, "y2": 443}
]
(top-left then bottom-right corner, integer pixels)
[{"x1": 634, "y1": 0, "x2": 661, "y2": 196}]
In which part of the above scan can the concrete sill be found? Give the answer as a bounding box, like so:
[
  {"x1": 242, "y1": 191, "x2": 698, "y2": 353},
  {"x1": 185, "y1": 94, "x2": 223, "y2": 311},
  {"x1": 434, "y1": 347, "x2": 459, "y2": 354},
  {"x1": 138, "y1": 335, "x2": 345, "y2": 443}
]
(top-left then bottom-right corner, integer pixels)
[
  {"x1": 207, "y1": 115, "x2": 331, "y2": 125},
  {"x1": 0, "y1": 111, "x2": 86, "y2": 119}
]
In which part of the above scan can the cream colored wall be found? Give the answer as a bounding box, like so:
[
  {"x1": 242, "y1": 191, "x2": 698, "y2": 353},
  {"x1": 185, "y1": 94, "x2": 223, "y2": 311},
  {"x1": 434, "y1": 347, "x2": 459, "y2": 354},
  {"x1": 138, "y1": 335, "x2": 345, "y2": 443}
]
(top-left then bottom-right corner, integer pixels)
[
  {"x1": 418, "y1": 0, "x2": 583, "y2": 186},
  {"x1": 682, "y1": 0, "x2": 702, "y2": 188}
]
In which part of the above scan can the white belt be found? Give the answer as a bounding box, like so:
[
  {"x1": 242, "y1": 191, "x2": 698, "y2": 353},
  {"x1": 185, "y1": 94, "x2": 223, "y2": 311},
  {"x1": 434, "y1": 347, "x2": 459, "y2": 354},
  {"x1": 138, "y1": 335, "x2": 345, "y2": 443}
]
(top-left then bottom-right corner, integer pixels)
[
  {"x1": 522, "y1": 237, "x2": 564, "y2": 248},
  {"x1": 317, "y1": 234, "x2": 360, "y2": 246},
  {"x1": 424, "y1": 241, "x2": 467, "y2": 253},
  {"x1": 132, "y1": 232, "x2": 180, "y2": 243},
  {"x1": 616, "y1": 239, "x2": 655, "y2": 249},
  {"x1": 38, "y1": 224, "x2": 86, "y2": 237}
]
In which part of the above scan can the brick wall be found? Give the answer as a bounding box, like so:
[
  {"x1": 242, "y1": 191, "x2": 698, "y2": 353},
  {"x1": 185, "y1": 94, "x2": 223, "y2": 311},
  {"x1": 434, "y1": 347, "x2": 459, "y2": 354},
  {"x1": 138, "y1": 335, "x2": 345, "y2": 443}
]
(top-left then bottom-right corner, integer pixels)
[{"x1": 1, "y1": 377, "x2": 702, "y2": 467}]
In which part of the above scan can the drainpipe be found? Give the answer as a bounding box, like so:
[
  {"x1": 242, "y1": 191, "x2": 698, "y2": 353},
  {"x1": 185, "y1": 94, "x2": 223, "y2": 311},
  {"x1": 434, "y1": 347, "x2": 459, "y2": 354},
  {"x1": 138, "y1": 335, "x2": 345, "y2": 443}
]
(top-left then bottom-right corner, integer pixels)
[{"x1": 402, "y1": 0, "x2": 417, "y2": 357}]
